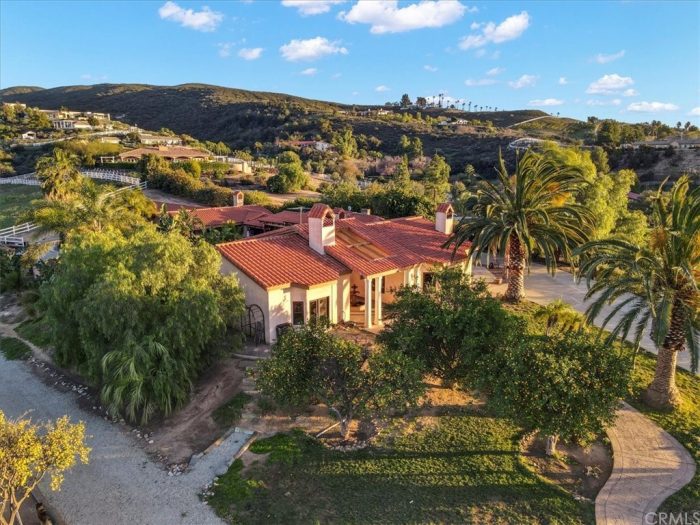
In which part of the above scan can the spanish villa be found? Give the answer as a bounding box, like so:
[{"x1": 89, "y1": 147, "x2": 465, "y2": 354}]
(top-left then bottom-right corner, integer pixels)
[
  {"x1": 138, "y1": 133, "x2": 183, "y2": 146},
  {"x1": 114, "y1": 145, "x2": 211, "y2": 163},
  {"x1": 217, "y1": 202, "x2": 469, "y2": 343}
]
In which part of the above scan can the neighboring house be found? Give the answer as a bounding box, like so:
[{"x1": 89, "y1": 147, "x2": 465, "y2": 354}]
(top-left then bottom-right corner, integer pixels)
[
  {"x1": 213, "y1": 156, "x2": 253, "y2": 174},
  {"x1": 139, "y1": 134, "x2": 182, "y2": 146},
  {"x1": 20, "y1": 131, "x2": 36, "y2": 140},
  {"x1": 250, "y1": 207, "x2": 381, "y2": 232},
  {"x1": 217, "y1": 202, "x2": 470, "y2": 343},
  {"x1": 166, "y1": 192, "x2": 271, "y2": 237},
  {"x1": 625, "y1": 137, "x2": 700, "y2": 150},
  {"x1": 99, "y1": 136, "x2": 121, "y2": 144},
  {"x1": 276, "y1": 140, "x2": 332, "y2": 152},
  {"x1": 52, "y1": 119, "x2": 92, "y2": 130},
  {"x1": 117, "y1": 145, "x2": 211, "y2": 163}
]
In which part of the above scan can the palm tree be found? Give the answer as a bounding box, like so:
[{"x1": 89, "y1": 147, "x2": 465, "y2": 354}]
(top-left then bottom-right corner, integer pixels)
[
  {"x1": 576, "y1": 176, "x2": 699, "y2": 409},
  {"x1": 534, "y1": 299, "x2": 587, "y2": 336},
  {"x1": 468, "y1": 101, "x2": 472, "y2": 112},
  {"x1": 28, "y1": 178, "x2": 154, "y2": 237},
  {"x1": 35, "y1": 148, "x2": 81, "y2": 201},
  {"x1": 445, "y1": 150, "x2": 592, "y2": 302}
]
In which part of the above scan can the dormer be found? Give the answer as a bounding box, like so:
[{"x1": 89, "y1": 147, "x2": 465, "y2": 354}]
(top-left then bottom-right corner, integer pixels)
[
  {"x1": 308, "y1": 203, "x2": 335, "y2": 254},
  {"x1": 435, "y1": 203, "x2": 454, "y2": 235}
]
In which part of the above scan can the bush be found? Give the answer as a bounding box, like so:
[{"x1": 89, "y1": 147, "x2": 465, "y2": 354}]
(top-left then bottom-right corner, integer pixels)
[{"x1": 0, "y1": 336, "x2": 31, "y2": 360}]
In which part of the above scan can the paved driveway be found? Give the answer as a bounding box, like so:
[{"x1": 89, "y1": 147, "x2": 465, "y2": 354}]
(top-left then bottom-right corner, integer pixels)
[
  {"x1": 474, "y1": 264, "x2": 695, "y2": 373},
  {"x1": 0, "y1": 356, "x2": 224, "y2": 525}
]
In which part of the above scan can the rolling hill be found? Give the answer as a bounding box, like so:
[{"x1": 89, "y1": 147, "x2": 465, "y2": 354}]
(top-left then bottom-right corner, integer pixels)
[{"x1": 0, "y1": 83, "x2": 570, "y2": 171}]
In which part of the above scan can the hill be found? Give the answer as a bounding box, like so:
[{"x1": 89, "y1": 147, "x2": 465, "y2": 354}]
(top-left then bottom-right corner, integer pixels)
[{"x1": 0, "y1": 83, "x2": 569, "y2": 171}]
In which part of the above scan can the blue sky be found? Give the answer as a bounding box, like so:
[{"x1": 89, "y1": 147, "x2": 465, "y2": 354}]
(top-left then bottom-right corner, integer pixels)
[{"x1": 1, "y1": 0, "x2": 699, "y2": 125}]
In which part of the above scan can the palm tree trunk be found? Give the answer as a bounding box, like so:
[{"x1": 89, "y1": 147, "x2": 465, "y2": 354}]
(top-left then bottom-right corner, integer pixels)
[
  {"x1": 504, "y1": 233, "x2": 525, "y2": 302},
  {"x1": 643, "y1": 302, "x2": 684, "y2": 409}
]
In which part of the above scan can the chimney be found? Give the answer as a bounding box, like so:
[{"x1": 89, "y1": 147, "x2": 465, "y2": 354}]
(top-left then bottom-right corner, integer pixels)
[
  {"x1": 435, "y1": 203, "x2": 454, "y2": 235},
  {"x1": 308, "y1": 203, "x2": 335, "y2": 255},
  {"x1": 233, "y1": 190, "x2": 244, "y2": 207},
  {"x1": 360, "y1": 208, "x2": 371, "y2": 215}
]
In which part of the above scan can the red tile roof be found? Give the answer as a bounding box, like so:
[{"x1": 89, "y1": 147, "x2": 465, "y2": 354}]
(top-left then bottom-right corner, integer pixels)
[
  {"x1": 436, "y1": 203, "x2": 453, "y2": 213},
  {"x1": 168, "y1": 205, "x2": 270, "y2": 228},
  {"x1": 258, "y1": 210, "x2": 309, "y2": 226},
  {"x1": 217, "y1": 231, "x2": 350, "y2": 289},
  {"x1": 218, "y1": 212, "x2": 470, "y2": 287},
  {"x1": 308, "y1": 203, "x2": 333, "y2": 219}
]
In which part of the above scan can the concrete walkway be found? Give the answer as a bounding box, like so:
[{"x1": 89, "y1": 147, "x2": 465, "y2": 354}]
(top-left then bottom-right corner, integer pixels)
[
  {"x1": 595, "y1": 403, "x2": 696, "y2": 525},
  {"x1": 0, "y1": 353, "x2": 227, "y2": 525},
  {"x1": 473, "y1": 264, "x2": 695, "y2": 373}
]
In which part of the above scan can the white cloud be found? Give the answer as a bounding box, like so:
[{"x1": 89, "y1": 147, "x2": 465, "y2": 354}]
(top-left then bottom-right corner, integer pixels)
[
  {"x1": 158, "y1": 1, "x2": 223, "y2": 32},
  {"x1": 424, "y1": 64, "x2": 438, "y2": 72},
  {"x1": 622, "y1": 88, "x2": 638, "y2": 97},
  {"x1": 280, "y1": 37, "x2": 348, "y2": 61},
  {"x1": 459, "y1": 11, "x2": 530, "y2": 49},
  {"x1": 300, "y1": 67, "x2": 318, "y2": 76},
  {"x1": 218, "y1": 42, "x2": 233, "y2": 58},
  {"x1": 586, "y1": 74, "x2": 634, "y2": 95},
  {"x1": 690, "y1": 107, "x2": 700, "y2": 116},
  {"x1": 375, "y1": 85, "x2": 390, "y2": 92},
  {"x1": 558, "y1": 76, "x2": 568, "y2": 85},
  {"x1": 464, "y1": 78, "x2": 497, "y2": 87},
  {"x1": 332, "y1": 72, "x2": 342, "y2": 79},
  {"x1": 339, "y1": 0, "x2": 468, "y2": 34},
  {"x1": 528, "y1": 98, "x2": 563, "y2": 107},
  {"x1": 508, "y1": 74, "x2": 537, "y2": 89},
  {"x1": 282, "y1": 0, "x2": 344, "y2": 16},
  {"x1": 238, "y1": 47, "x2": 263, "y2": 60},
  {"x1": 586, "y1": 99, "x2": 622, "y2": 106},
  {"x1": 627, "y1": 101, "x2": 679, "y2": 113},
  {"x1": 486, "y1": 67, "x2": 504, "y2": 76},
  {"x1": 594, "y1": 50, "x2": 625, "y2": 64}
]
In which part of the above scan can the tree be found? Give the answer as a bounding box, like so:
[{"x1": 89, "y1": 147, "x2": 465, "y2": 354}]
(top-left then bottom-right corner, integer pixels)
[
  {"x1": 533, "y1": 299, "x2": 587, "y2": 336},
  {"x1": 400, "y1": 94, "x2": 412, "y2": 108},
  {"x1": 331, "y1": 127, "x2": 358, "y2": 158},
  {"x1": 256, "y1": 323, "x2": 425, "y2": 439},
  {"x1": 483, "y1": 333, "x2": 629, "y2": 455},
  {"x1": 267, "y1": 151, "x2": 308, "y2": 193},
  {"x1": 576, "y1": 176, "x2": 699, "y2": 409},
  {"x1": 423, "y1": 154, "x2": 450, "y2": 204},
  {"x1": 379, "y1": 269, "x2": 522, "y2": 387},
  {"x1": 416, "y1": 96, "x2": 427, "y2": 108},
  {"x1": 87, "y1": 115, "x2": 99, "y2": 127},
  {"x1": 446, "y1": 150, "x2": 592, "y2": 302},
  {"x1": 41, "y1": 227, "x2": 245, "y2": 423},
  {"x1": 597, "y1": 120, "x2": 621, "y2": 147},
  {"x1": 28, "y1": 178, "x2": 154, "y2": 238},
  {"x1": 35, "y1": 149, "x2": 81, "y2": 201},
  {"x1": 590, "y1": 146, "x2": 610, "y2": 175},
  {"x1": 0, "y1": 411, "x2": 90, "y2": 525}
]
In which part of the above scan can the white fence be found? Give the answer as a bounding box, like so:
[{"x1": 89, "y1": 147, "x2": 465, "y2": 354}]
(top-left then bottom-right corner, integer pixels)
[
  {"x1": 0, "y1": 174, "x2": 41, "y2": 186},
  {"x1": 0, "y1": 169, "x2": 141, "y2": 187}
]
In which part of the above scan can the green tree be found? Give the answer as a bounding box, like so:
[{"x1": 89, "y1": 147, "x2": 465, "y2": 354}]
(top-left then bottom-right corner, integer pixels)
[
  {"x1": 483, "y1": 333, "x2": 629, "y2": 455},
  {"x1": 416, "y1": 96, "x2": 427, "y2": 108},
  {"x1": 267, "y1": 151, "x2": 308, "y2": 193},
  {"x1": 331, "y1": 127, "x2": 358, "y2": 158},
  {"x1": 446, "y1": 150, "x2": 592, "y2": 302},
  {"x1": 379, "y1": 269, "x2": 521, "y2": 387},
  {"x1": 533, "y1": 299, "x2": 587, "y2": 336},
  {"x1": 256, "y1": 323, "x2": 425, "y2": 439},
  {"x1": 597, "y1": 120, "x2": 621, "y2": 147},
  {"x1": 41, "y1": 227, "x2": 245, "y2": 423},
  {"x1": 35, "y1": 149, "x2": 81, "y2": 201},
  {"x1": 180, "y1": 159, "x2": 202, "y2": 178},
  {"x1": 576, "y1": 176, "x2": 699, "y2": 409},
  {"x1": 423, "y1": 154, "x2": 450, "y2": 203},
  {"x1": 590, "y1": 146, "x2": 610, "y2": 175},
  {"x1": 400, "y1": 94, "x2": 412, "y2": 107},
  {"x1": 0, "y1": 411, "x2": 90, "y2": 525}
]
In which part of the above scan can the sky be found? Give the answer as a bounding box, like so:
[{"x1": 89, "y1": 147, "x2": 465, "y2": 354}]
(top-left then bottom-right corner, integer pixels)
[{"x1": 1, "y1": 0, "x2": 699, "y2": 125}]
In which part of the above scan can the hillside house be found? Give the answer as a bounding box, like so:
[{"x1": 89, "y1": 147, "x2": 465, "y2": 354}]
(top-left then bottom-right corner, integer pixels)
[
  {"x1": 117, "y1": 145, "x2": 211, "y2": 163},
  {"x1": 139, "y1": 134, "x2": 182, "y2": 146},
  {"x1": 20, "y1": 131, "x2": 37, "y2": 140},
  {"x1": 217, "y1": 202, "x2": 469, "y2": 342},
  {"x1": 52, "y1": 119, "x2": 93, "y2": 130},
  {"x1": 213, "y1": 156, "x2": 253, "y2": 174},
  {"x1": 626, "y1": 137, "x2": 700, "y2": 150}
]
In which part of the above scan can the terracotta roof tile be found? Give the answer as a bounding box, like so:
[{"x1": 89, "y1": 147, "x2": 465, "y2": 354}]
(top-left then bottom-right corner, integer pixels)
[
  {"x1": 308, "y1": 203, "x2": 333, "y2": 219},
  {"x1": 437, "y1": 203, "x2": 453, "y2": 213},
  {"x1": 168, "y1": 205, "x2": 270, "y2": 228}
]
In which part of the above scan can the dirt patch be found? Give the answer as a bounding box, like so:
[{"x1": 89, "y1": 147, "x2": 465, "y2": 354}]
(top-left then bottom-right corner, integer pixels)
[
  {"x1": 521, "y1": 433, "x2": 612, "y2": 501},
  {"x1": 144, "y1": 357, "x2": 246, "y2": 464},
  {"x1": 0, "y1": 293, "x2": 29, "y2": 325},
  {"x1": 330, "y1": 323, "x2": 378, "y2": 348}
]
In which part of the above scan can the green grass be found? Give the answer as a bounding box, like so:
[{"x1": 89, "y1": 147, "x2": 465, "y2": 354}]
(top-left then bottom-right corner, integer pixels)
[
  {"x1": 212, "y1": 392, "x2": 251, "y2": 428},
  {"x1": 205, "y1": 459, "x2": 264, "y2": 517},
  {"x1": 506, "y1": 300, "x2": 700, "y2": 515},
  {"x1": 0, "y1": 184, "x2": 41, "y2": 229},
  {"x1": 0, "y1": 336, "x2": 31, "y2": 360},
  {"x1": 15, "y1": 316, "x2": 52, "y2": 350},
  {"x1": 209, "y1": 414, "x2": 593, "y2": 524}
]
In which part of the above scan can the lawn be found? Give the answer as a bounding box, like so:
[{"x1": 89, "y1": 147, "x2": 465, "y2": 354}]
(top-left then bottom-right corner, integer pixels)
[
  {"x1": 0, "y1": 184, "x2": 41, "y2": 229},
  {"x1": 208, "y1": 409, "x2": 593, "y2": 524},
  {"x1": 504, "y1": 300, "x2": 700, "y2": 515},
  {"x1": 0, "y1": 336, "x2": 31, "y2": 360},
  {"x1": 15, "y1": 316, "x2": 52, "y2": 350}
]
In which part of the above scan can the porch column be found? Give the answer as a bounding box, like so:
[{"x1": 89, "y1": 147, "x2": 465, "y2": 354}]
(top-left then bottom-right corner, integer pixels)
[
  {"x1": 375, "y1": 275, "x2": 383, "y2": 325},
  {"x1": 365, "y1": 276, "x2": 373, "y2": 328}
]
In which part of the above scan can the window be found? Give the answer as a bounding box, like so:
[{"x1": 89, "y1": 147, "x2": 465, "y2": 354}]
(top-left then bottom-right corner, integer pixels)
[
  {"x1": 292, "y1": 301, "x2": 304, "y2": 325},
  {"x1": 309, "y1": 297, "x2": 330, "y2": 322},
  {"x1": 422, "y1": 273, "x2": 434, "y2": 291},
  {"x1": 371, "y1": 278, "x2": 386, "y2": 294}
]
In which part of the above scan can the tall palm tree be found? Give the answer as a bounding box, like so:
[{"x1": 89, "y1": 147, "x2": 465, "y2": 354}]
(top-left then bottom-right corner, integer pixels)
[
  {"x1": 445, "y1": 150, "x2": 592, "y2": 302},
  {"x1": 35, "y1": 148, "x2": 81, "y2": 201},
  {"x1": 576, "y1": 176, "x2": 699, "y2": 409}
]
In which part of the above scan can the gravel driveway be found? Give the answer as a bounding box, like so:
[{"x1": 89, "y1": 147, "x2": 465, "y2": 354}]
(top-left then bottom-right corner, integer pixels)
[{"x1": 0, "y1": 355, "x2": 225, "y2": 525}]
